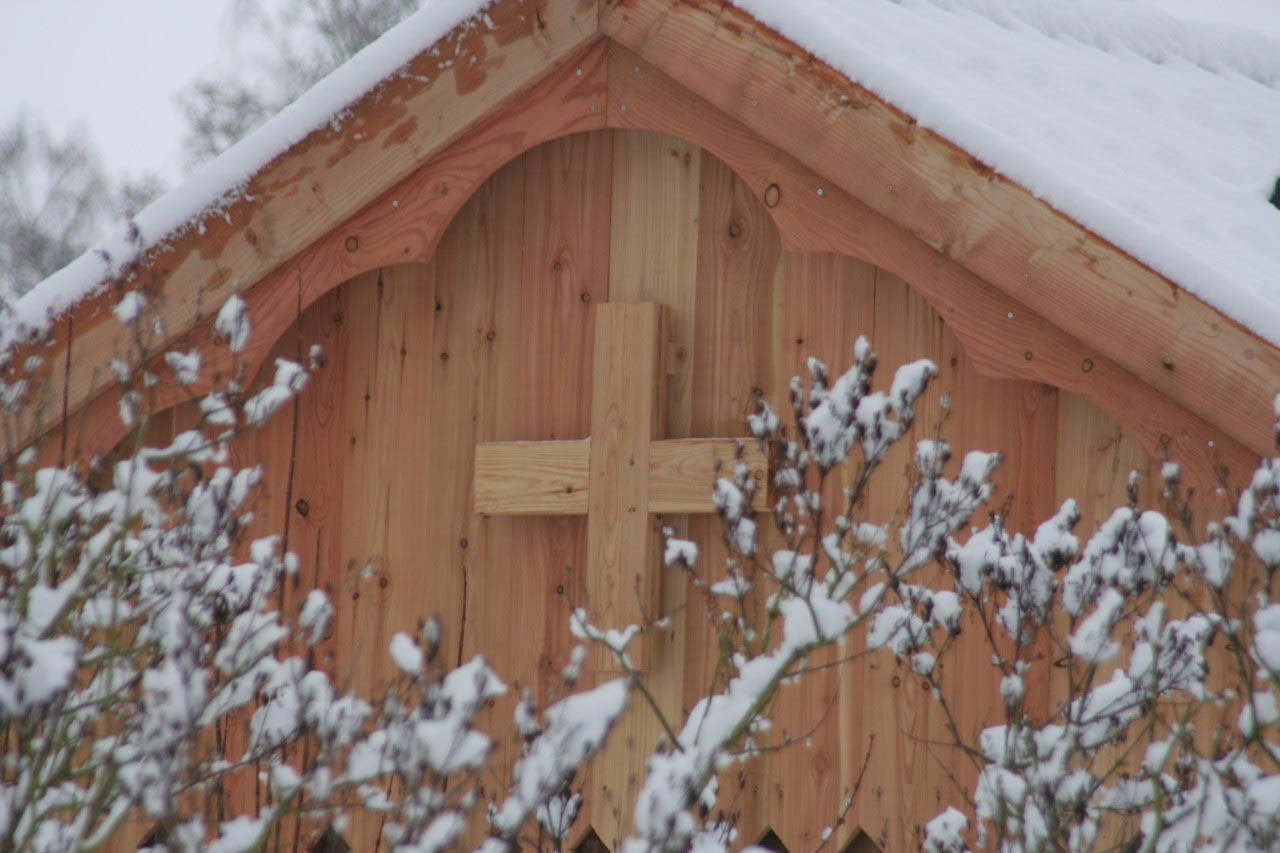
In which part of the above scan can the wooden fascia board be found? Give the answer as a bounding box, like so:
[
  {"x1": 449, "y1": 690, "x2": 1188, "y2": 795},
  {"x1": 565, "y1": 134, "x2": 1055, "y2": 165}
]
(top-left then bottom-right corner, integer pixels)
[
  {"x1": 5, "y1": 0, "x2": 601, "y2": 458},
  {"x1": 602, "y1": 0, "x2": 1280, "y2": 457},
  {"x1": 603, "y1": 42, "x2": 1255, "y2": 495},
  {"x1": 29, "y1": 40, "x2": 610, "y2": 466}
]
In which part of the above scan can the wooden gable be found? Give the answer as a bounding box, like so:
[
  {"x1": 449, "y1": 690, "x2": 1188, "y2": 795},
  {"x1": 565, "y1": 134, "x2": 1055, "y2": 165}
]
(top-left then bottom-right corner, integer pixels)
[{"x1": 11, "y1": 2, "x2": 1279, "y2": 851}]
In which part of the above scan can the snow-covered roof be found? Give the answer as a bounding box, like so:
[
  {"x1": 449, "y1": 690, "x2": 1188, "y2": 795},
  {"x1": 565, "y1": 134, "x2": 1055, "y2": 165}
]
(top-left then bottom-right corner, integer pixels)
[{"x1": 12, "y1": 0, "x2": 1280, "y2": 352}]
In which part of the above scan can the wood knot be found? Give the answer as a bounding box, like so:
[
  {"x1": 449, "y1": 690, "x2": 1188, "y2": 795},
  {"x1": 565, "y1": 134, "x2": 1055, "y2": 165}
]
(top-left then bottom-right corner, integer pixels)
[
  {"x1": 294, "y1": 498, "x2": 310, "y2": 517},
  {"x1": 1080, "y1": 358, "x2": 1094, "y2": 373},
  {"x1": 763, "y1": 183, "x2": 781, "y2": 208},
  {"x1": 344, "y1": 235, "x2": 359, "y2": 252}
]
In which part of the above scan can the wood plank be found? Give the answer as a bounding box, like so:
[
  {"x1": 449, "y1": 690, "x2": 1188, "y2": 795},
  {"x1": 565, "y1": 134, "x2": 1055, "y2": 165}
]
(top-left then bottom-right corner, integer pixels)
[
  {"x1": 474, "y1": 440, "x2": 591, "y2": 515},
  {"x1": 608, "y1": 128, "x2": 702, "y2": 430},
  {"x1": 856, "y1": 268, "x2": 956, "y2": 853},
  {"x1": 602, "y1": 0, "x2": 1280, "y2": 458},
  {"x1": 221, "y1": 329, "x2": 304, "y2": 827},
  {"x1": 686, "y1": 149, "x2": 785, "y2": 847},
  {"x1": 287, "y1": 284, "x2": 351, "y2": 678},
  {"x1": 648, "y1": 438, "x2": 766, "y2": 514},
  {"x1": 603, "y1": 42, "x2": 1257, "y2": 501},
  {"x1": 591, "y1": 125, "x2": 702, "y2": 851},
  {"x1": 432, "y1": 155, "x2": 529, "y2": 845},
  {"x1": 330, "y1": 264, "x2": 436, "y2": 852},
  {"x1": 10, "y1": 0, "x2": 602, "y2": 459},
  {"x1": 1053, "y1": 393, "x2": 1155, "y2": 848},
  {"x1": 276, "y1": 282, "x2": 351, "y2": 849},
  {"x1": 463, "y1": 132, "x2": 612, "y2": 841},
  {"x1": 473, "y1": 437, "x2": 765, "y2": 516},
  {"x1": 587, "y1": 303, "x2": 668, "y2": 673},
  {"x1": 768, "y1": 251, "x2": 877, "y2": 852}
]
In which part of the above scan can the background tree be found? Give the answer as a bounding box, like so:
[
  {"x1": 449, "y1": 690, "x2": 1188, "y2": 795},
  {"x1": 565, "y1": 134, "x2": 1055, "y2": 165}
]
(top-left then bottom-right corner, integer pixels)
[
  {"x1": 1, "y1": 0, "x2": 414, "y2": 299},
  {"x1": 178, "y1": 0, "x2": 419, "y2": 166},
  {"x1": 0, "y1": 116, "x2": 161, "y2": 298}
]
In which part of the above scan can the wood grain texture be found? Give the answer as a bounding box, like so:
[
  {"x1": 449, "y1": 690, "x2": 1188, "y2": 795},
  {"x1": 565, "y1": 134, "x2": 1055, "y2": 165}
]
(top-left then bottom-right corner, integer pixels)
[
  {"x1": 590, "y1": 126, "x2": 703, "y2": 851},
  {"x1": 602, "y1": 0, "x2": 1280, "y2": 458},
  {"x1": 648, "y1": 438, "x2": 766, "y2": 514},
  {"x1": 769, "y1": 251, "x2": 877, "y2": 851},
  {"x1": 474, "y1": 437, "x2": 766, "y2": 516},
  {"x1": 329, "y1": 264, "x2": 437, "y2": 851},
  {"x1": 690, "y1": 150, "x2": 786, "y2": 846},
  {"x1": 431, "y1": 155, "x2": 529, "y2": 842},
  {"x1": 475, "y1": 440, "x2": 593, "y2": 515},
  {"x1": 7, "y1": 0, "x2": 601, "y2": 460},
  {"x1": 459, "y1": 133, "x2": 613, "y2": 842},
  {"x1": 289, "y1": 284, "x2": 352, "y2": 679},
  {"x1": 586, "y1": 302, "x2": 668, "y2": 673}
]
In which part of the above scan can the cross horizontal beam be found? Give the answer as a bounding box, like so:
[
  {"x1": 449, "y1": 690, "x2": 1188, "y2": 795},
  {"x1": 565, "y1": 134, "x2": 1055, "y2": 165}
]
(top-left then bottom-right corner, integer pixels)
[{"x1": 473, "y1": 438, "x2": 768, "y2": 516}]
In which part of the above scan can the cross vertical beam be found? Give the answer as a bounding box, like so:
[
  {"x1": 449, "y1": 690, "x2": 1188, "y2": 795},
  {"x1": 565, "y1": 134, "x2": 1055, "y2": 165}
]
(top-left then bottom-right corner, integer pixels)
[
  {"x1": 586, "y1": 303, "x2": 668, "y2": 671},
  {"x1": 473, "y1": 300, "x2": 768, "y2": 673}
]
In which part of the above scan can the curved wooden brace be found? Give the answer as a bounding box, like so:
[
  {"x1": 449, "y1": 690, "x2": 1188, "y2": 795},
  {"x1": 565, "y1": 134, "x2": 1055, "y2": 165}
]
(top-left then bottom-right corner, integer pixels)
[
  {"x1": 37, "y1": 41, "x2": 609, "y2": 467},
  {"x1": 604, "y1": 0, "x2": 1280, "y2": 462},
  {"x1": 604, "y1": 44, "x2": 1256, "y2": 494},
  {"x1": 9, "y1": 0, "x2": 600, "y2": 463}
]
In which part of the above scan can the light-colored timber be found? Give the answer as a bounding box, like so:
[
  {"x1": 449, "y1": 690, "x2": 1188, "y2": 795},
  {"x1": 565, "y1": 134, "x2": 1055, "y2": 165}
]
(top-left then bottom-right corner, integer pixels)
[
  {"x1": 585, "y1": 303, "x2": 668, "y2": 673},
  {"x1": 474, "y1": 437, "x2": 767, "y2": 516}
]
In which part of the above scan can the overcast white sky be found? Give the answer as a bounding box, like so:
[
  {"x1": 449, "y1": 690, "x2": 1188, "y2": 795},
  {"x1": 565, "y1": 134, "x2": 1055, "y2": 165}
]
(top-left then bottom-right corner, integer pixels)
[
  {"x1": 1, "y1": 0, "x2": 1278, "y2": 188},
  {"x1": 0, "y1": 0, "x2": 246, "y2": 184}
]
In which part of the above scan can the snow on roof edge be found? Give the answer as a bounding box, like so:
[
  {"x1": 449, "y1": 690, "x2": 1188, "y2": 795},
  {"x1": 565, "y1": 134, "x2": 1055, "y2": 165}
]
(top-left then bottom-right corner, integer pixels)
[
  {"x1": 4, "y1": 0, "x2": 494, "y2": 353},
  {"x1": 729, "y1": 0, "x2": 1280, "y2": 351}
]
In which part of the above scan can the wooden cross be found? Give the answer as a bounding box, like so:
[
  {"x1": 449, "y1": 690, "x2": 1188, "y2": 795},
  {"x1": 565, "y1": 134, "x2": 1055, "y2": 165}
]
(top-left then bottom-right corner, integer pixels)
[{"x1": 473, "y1": 303, "x2": 766, "y2": 670}]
